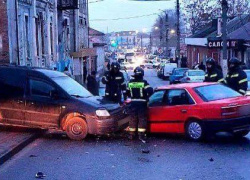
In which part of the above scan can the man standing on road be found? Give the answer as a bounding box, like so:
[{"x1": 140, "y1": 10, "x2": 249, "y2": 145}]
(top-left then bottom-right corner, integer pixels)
[
  {"x1": 102, "y1": 62, "x2": 127, "y2": 103},
  {"x1": 225, "y1": 57, "x2": 248, "y2": 95},
  {"x1": 204, "y1": 58, "x2": 224, "y2": 83},
  {"x1": 127, "y1": 67, "x2": 153, "y2": 141},
  {"x1": 87, "y1": 71, "x2": 99, "y2": 96}
]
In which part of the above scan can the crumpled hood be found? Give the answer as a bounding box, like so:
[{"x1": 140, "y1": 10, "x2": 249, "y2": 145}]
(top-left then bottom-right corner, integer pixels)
[{"x1": 77, "y1": 96, "x2": 120, "y2": 111}]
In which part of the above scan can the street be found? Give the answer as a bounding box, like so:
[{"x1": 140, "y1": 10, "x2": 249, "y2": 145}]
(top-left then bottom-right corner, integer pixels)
[{"x1": 0, "y1": 69, "x2": 250, "y2": 180}]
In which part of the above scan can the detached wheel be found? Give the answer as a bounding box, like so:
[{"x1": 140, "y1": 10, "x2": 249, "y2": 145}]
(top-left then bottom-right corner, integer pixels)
[
  {"x1": 185, "y1": 121, "x2": 204, "y2": 141},
  {"x1": 232, "y1": 130, "x2": 249, "y2": 138},
  {"x1": 65, "y1": 117, "x2": 88, "y2": 141}
]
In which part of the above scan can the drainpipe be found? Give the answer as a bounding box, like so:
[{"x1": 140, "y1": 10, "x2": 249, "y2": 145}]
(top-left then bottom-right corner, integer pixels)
[{"x1": 15, "y1": 0, "x2": 20, "y2": 65}]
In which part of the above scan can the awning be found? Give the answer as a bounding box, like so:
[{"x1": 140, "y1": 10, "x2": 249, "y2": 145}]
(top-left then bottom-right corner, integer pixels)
[{"x1": 71, "y1": 48, "x2": 97, "y2": 58}]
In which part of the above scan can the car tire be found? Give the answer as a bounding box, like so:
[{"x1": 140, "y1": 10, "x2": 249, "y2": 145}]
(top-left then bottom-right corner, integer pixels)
[
  {"x1": 185, "y1": 120, "x2": 204, "y2": 141},
  {"x1": 232, "y1": 130, "x2": 249, "y2": 138},
  {"x1": 65, "y1": 117, "x2": 88, "y2": 141}
]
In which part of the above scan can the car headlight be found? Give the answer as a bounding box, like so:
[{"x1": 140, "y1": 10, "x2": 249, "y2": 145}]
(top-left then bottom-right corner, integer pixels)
[{"x1": 96, "y1": 109, "x2": 110, "y2": 117}]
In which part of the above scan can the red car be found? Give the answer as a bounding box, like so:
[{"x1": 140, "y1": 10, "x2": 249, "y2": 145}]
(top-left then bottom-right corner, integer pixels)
[{"x1": 148, "y1": 83, "x2": 250, "y2": 141}]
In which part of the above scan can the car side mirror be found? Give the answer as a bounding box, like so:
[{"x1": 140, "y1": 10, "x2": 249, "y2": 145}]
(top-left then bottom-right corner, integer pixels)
[{"x1": 50, "y1": 90, "x2": 60, "y2": 99}]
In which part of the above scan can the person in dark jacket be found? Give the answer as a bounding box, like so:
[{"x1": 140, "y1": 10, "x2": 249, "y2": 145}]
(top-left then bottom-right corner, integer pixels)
[
  {"x1": 127, "y1": 67, "x2": 153, "y2": 141},
  {"x1": 204, "y1": 58, "x2": 224, "y2": 83},
  {"x1": 83, "y1": 65, "x2": 87, "y2": 84},
  {"x1": 225, "y1": 57, "x2": 248, "y2": 95},
  {"x1": 102, "y1": 62, "x2": 127, "y2": 103},
  {"x1": 87, "y1": 71, "x2": 99, "y2": 96}
]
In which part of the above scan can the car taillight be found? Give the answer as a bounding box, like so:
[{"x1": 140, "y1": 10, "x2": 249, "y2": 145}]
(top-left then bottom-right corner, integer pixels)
[{"x1": 221, "y1": 106, "x2": 238, "y2": 116}]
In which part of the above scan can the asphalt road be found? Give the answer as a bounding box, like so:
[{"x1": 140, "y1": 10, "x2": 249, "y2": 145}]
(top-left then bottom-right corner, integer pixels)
[{"x1": 0, "y1": 69, "x2": 250, "y2": 180}]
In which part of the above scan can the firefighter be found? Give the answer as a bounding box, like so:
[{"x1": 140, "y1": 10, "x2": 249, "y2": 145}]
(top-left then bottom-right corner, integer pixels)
[
  {"x1": 127, "y1": 67, "x2": 153, "y2": 141},
  {"x1": 102, "y1": 62, "x2": 127, "y2": 103},
  {"x1": 204, "y1": 58, "x2": 224, "y2": 83},
  {"x1": 225, "y1": 57, "x2": 248, "y2": 95}
]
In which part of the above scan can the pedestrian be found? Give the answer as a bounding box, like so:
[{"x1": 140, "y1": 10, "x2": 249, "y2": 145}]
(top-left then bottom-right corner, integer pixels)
[
  {"x1": 83, "y1": 65, "x2": 87, "y2": 84},
  {"x1": 64, "y1": 67, "x2": 72, "y2": 77},
  {"x1": 204, "y1": 58, "x2": 224, "y2": 83},
  {"x1": 225, "y1": 57, "x2": 248, "y2": 95},
  {"x1": 102, "y1": 62, "x2": 127, "y2": 103},
  {"x1": 127, "y1": 67, "x2": 153, "y2": 141},
  {"x1": 87, "y1": 71, "x2": 99, "y2": 96},
  {"x1": 198, "y1": 62, "x2": 206, "y2": 71}
]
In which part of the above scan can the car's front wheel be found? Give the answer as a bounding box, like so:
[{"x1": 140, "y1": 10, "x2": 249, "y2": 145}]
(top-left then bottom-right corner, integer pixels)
[
  {"x1": 65, "y1": 117, "x2": 88, "y2": 141},
  {"x1": 185, "y1": 121, "x2": 204, "y2": 141},
  {"x1": 232, "y1": 130, "x2": 249, "y2": 138}
]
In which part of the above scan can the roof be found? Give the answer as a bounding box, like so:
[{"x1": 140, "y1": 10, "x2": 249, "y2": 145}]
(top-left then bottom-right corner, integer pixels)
[
  {"x1": 89, "y1": 28, "x2": 105, "y2": 36},
  {"x1": 228, "y1": 22, "x2": 250, "y2": 41},
  {"x1": 189, "y1": 19, "x2": 217, "y2": 38},
  {"x1": 157, "y1": 82, "x2": 217, "y2": 90}
]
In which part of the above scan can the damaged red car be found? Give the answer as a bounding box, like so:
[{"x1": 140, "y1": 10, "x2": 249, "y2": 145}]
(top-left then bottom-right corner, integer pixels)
[
  {"x1": 148, "y1": 83, "x2": 250, "y2": 141},
  {"x1": 0, "y1": 66, "x2": 129, "y2": 140}
]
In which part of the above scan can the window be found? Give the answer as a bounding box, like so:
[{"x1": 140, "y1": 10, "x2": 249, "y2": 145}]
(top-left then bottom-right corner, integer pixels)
[
  {"x1": 163, "y1": 89, "x2": 194, "y2": 106},
  {"x1": 24, "y1": 16, "x2": 30, "y2": 60},
  {"x1": 30, "y1": 79, "x2": 55, "y2": 97},
  {"x1": 0, "y1": 79, "x2": 24, "y2": 98},
  {"x1": 195, "y1": 84, "x2": 241, "y2": 102},
  {"x1": 149, "y1": 90, "x2": 165, "y2": 107}
]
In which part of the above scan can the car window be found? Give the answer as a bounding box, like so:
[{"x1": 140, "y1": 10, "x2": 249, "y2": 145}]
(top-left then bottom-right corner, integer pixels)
[
  {"x1": 163, "y1": 89, "x2": 194, "y2": 106},
  {"x1": 149, "y1": 90, "x2": 165, "y2": 107},
  {"x1": 29, "y1": 79, "x2": 55, "y2": 97},
  {"x1": 195, "y1": 84, "x2": 241, "y2": 102},
  {"x1": 0, "y1": 79, "x2": 24, "y2": 98}
]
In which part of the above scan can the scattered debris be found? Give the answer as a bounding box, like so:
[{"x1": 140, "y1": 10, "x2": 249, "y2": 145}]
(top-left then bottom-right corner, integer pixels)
[
  {"x1": 29, "y1": 155, "x2": 38, "y2": 158},
  {"x1": 209, "y1": 158, "x2": 214, "y2": 162},
  {"x1": 35, "y1": 172, "x2": 46, "y2": 179},
  {"x1": 157, "y1": 155, "x2": 160, "y2": 157},
  {"x1": 142, "y1": 149, "x2": 150, "y2": 154},
  {"x1": 85, "y1": 152, "x2": 89, "y2": 154},
  {"x1": 110, "y1": 154, "x2": 115, "y2": 156}
]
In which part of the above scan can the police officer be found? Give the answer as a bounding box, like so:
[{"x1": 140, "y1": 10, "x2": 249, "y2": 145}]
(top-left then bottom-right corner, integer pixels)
[
  {"x1": 102, "y1": 62, "x2": 127, "y2": 103},
  {"x1": 225, "y1": 57, "x2": 248, "y2": 95},
  {"x1": 204, "y1": 58, "x2": 224, "y2": 83},
  {"x1": 127, "y1": 67, "x2": 153, "y2": 141}
]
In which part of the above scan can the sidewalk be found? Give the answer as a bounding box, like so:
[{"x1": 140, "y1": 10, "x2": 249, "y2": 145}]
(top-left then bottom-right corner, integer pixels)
[{"x1": 0, "y1": 127, "x2": 40, "y2": 165}]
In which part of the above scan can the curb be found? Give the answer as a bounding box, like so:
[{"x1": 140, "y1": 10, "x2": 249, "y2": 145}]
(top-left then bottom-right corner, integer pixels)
[{"x1": 0, "y1": 133, "x2": 40, "y2": 166}]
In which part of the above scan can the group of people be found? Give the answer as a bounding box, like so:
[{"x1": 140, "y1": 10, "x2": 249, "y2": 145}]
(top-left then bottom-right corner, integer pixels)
[
  {"x1": 204, "y1": 57, "x2": 248, "y2": 95},
  {"x1": 102, "y1": 62, "x2": 153, "y2": 141}
]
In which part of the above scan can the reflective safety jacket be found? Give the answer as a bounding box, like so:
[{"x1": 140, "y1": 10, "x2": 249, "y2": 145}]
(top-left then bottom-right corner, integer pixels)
[
  {"x1": 225, "y1": 68, "x2": 248, "y2": 95},
  {"x1": 102, "y1": 71, "x2": 127, "y2": 102},
  {"x1": 204, "y1": 68, "x2": 224, "y2": 83},
  {"x1": 127, "y1": 78, "x2": 153, "y2": 102}
]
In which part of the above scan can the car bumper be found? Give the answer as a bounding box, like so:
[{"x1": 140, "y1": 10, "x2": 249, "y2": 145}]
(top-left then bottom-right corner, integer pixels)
[{"x1": 204, "y1": 116, "x2": 250, "y2": 133}]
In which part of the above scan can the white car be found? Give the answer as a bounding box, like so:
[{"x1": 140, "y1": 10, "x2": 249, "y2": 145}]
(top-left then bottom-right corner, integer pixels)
[
  {"x1": 163, "y1": 63, "x2": 177, "y2": 79},
  {"x1": 180, "y1": 70, "x2": 205, "y2": 83}
]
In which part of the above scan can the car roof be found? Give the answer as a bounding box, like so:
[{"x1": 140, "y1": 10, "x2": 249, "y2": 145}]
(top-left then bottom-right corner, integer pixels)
[
  {"x1": 157, "y1": 82, "x2": 217, "y2": 90},
  {"x1": 35, "y1": 69, "x2": 67, "y2": 78}
]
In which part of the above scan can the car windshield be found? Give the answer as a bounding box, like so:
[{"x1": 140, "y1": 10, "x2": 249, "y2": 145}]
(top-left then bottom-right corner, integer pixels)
[
  {"x1": 175, "y1": 69, "x2": 188, "y2": 75},
  {"x1": 195, "y1": 84, "x2": 241, "y2": 102},
  {"x1": 188, "y1": 71, "x2": 205, "y2": 76},
  {"x1": 52, "y1": 76, "x2": 92, "y2": 98}
]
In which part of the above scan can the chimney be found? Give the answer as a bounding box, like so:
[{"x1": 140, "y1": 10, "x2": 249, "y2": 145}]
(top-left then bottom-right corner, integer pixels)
[{"x1": 217, "y1": 17, "x2": 222, "y2": 37}]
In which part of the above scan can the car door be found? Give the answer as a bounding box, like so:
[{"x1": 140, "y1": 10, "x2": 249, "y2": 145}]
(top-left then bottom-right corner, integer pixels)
[
  {"x1": 25, "y1": 78, "x2": 62, "y2": 128},
  {"x1": 0, "y1": 70, "x2": 26, "y2": 126}
]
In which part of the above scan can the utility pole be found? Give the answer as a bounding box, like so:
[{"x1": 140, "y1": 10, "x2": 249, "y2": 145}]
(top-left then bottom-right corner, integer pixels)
[
  {"x1": 150, "y1": 33, "x2": 152, "y2": 53},
  {"x1": 222, "y1": 0, "x2": 228, "y2": 75},
  {"x1": 176, "y1": 0, "x2": 181, "y2": 67},
  {"x1": 159, "y1": 16, "x2": 163, "y2": 49},
  {"x1": 165, "y1": 13, "x2": 169, "y2": 58}
]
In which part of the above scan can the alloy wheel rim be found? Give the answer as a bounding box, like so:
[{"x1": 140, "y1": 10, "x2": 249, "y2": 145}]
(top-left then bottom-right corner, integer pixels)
[
  {"x1": 71, "y1": 123, "x2": 83, "y2": 135},
  {"x1": 188, "y1": 122, "x2": 202, "y2": 140}
]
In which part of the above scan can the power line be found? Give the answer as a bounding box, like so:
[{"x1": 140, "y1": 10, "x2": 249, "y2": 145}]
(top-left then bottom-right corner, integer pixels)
[{"x1": 90, "y1": 12, "x2": 159, "y2": 21}]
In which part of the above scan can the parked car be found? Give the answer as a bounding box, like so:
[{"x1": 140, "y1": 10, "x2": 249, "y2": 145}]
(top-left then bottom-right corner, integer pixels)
[
  {"x1": 125, "y1": 53, "x2": 135, "y2": 62},
  {"x1": 163, "y1": 63, "x2": 177, "y2": 80},
  {"x1": 244, "y1": 70, "x2": 250, "y2": 96},
  {"x1": 0, "y1": 66, "x2": 129, "y2": 140},
  {"x1": 147, "y1": 83, "x2": 250, "y2": 141},
  {"x1": 169, "y1": 68, "x2": 189, "y2": 84},
  {"x1": 180, "y1": 70, "x2": 205, "y2": 83}
]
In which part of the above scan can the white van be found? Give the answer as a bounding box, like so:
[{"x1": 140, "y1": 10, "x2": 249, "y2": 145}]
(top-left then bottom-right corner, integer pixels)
[{"x1": 163, "y1": 63, "x2": 177, "y2": 79}]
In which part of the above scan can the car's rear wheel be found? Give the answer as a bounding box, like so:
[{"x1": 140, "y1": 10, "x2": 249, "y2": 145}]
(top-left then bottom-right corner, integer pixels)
[
  {"x1": 232, "y1": 130, "x2": 249, "y2": 138},
  {"x1": 65, "y1": 117, "x2": 88, "y2": 141},
  {"x1": 185, "y1": 121, "x2": 204, "y2": 141}
]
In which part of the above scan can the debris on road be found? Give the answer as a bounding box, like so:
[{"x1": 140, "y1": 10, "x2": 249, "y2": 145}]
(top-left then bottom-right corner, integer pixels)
[
  {"x1": 35, "y1": 172, "x2": 46, "y2": 179},
  {"x1": 209, "y1": 158, "x2": 214, "y2": 162},
  {"x1": 142, "y1": 149, "x2": 150, "y2": 154},
  {"x1": 29, "y1": 155, "x2": 38, "y2": 158}
]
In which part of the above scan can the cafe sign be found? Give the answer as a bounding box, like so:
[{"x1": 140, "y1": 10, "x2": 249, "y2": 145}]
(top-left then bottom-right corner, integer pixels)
[{"x1": 208, "y1": 39, "x2": 243, "y2": 49}]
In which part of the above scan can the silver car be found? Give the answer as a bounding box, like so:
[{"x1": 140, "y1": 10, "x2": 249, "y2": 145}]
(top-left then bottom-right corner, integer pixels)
[{"x1": 180, "y1": 70, "x2": 205, "y2": 83}]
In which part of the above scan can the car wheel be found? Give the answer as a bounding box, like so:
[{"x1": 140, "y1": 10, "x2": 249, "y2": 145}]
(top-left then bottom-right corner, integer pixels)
[
  {"x1": 232, "y1": 130, "x2": 249, "y2": 138},
  {"x1": 66, "y1": 117, "x2": 88, "y2": 141},
  {"x1": 185, "y1": 121, "x2": 204, "y2": 141}
]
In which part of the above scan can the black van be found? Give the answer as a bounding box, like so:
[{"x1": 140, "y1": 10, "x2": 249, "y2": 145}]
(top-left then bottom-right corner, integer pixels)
[{"x1": 0, "y1": 66, "x2": 129, "y2": 140}]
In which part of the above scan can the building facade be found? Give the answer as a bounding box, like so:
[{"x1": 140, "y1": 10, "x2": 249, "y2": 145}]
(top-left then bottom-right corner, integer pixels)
[{"x1": 1, "y1": 0, "x2": 89, "y2": 74}]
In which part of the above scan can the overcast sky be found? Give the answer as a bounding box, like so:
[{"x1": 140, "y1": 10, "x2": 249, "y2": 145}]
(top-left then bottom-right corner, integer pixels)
[{"x1": 89, "y1": 0, "x2": 176, "y2": 33}]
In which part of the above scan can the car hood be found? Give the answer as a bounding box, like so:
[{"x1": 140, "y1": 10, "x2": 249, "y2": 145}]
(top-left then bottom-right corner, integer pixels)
[{"x1": 77, "y1": 96, "x2": 120, "y2": 111}]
